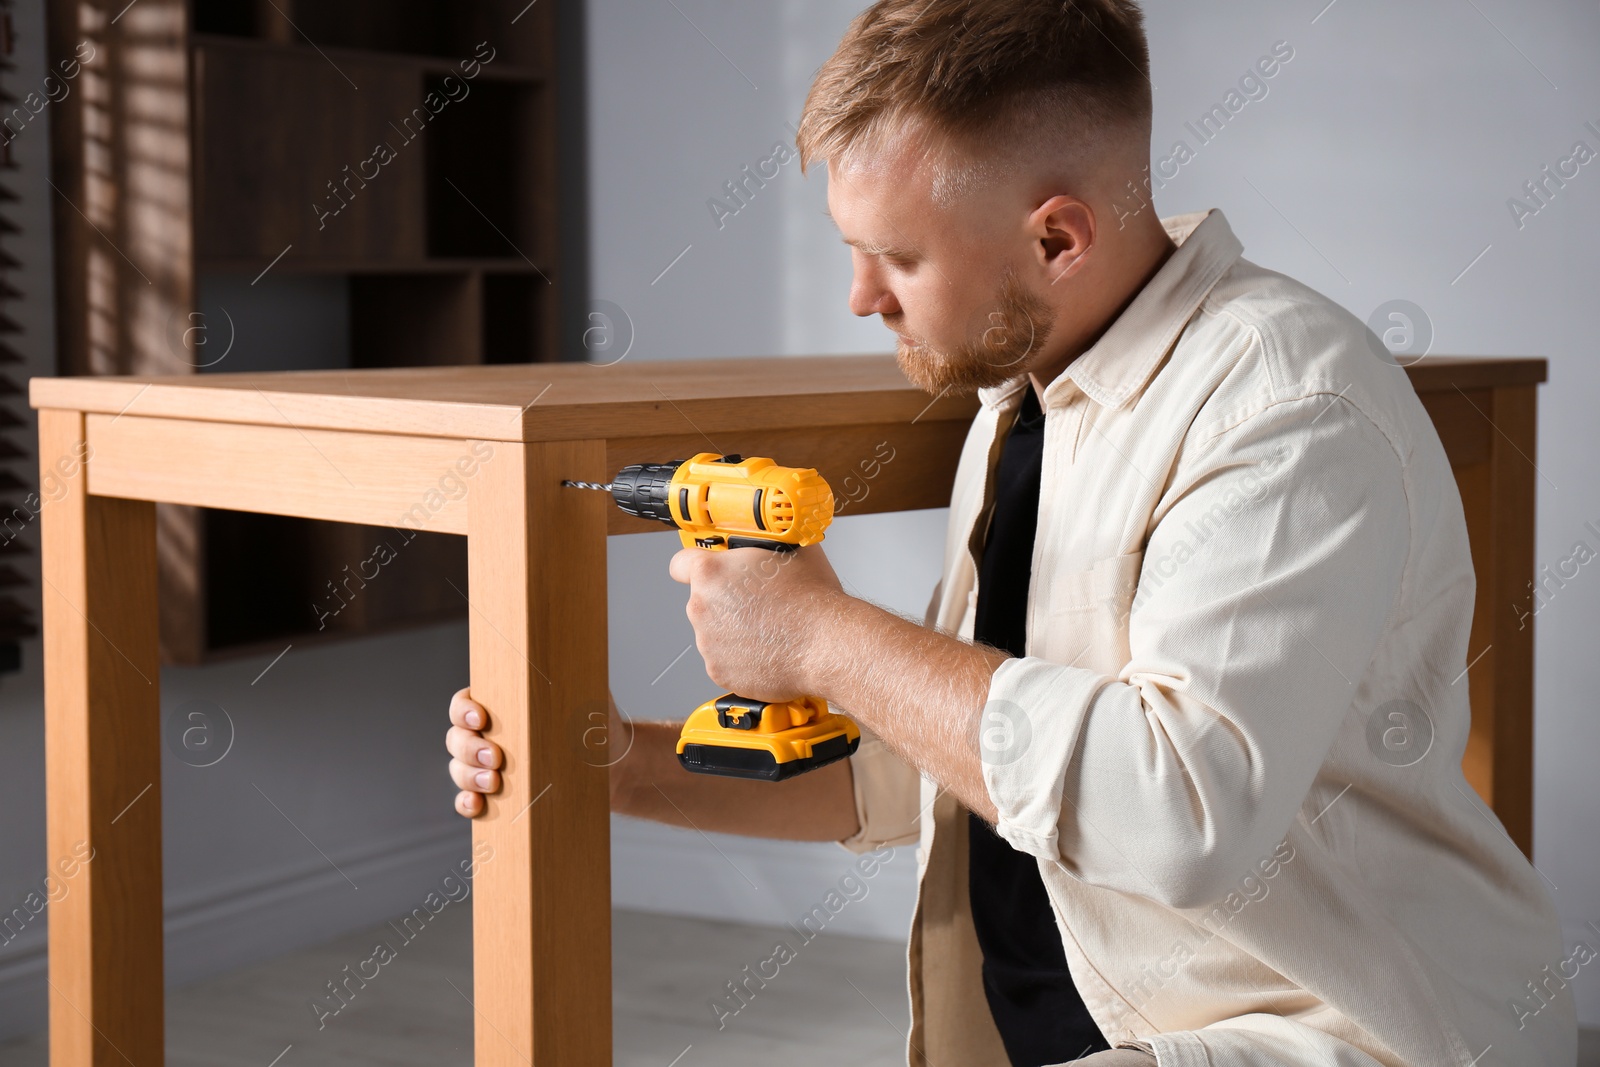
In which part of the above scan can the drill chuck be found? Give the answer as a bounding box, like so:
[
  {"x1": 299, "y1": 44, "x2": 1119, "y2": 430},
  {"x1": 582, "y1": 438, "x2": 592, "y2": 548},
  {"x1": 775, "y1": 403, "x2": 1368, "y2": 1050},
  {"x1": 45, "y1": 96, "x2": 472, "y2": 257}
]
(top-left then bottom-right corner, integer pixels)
[{"x1": 607, "y1": 461, "x2": 683, "y2": 527}]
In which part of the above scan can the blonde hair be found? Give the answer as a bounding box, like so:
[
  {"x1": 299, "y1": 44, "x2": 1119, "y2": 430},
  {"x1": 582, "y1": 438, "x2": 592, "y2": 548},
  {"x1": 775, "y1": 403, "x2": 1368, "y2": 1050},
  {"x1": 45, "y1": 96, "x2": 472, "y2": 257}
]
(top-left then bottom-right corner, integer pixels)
[{"x1": 797, "y1": 0, "x2": 1152, "y2": 201}]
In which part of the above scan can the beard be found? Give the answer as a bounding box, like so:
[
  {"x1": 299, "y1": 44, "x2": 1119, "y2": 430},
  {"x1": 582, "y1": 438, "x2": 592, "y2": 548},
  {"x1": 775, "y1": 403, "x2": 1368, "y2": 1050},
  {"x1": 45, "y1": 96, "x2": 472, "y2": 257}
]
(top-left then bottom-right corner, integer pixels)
[{"x1": 894, "y1": 267, "x2": 1056, "y2": 396}]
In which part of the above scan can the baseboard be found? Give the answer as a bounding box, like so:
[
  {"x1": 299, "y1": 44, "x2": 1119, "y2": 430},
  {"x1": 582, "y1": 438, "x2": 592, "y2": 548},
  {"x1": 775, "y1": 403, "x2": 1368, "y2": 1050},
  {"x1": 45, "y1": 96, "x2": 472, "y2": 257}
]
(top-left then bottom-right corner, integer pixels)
[
  {"x1": 0, "y1": 816, "x2": 920, "y2": 1043},
  {"x1": 0, "y1": 821, "x2": 472, "y2": 1042}
]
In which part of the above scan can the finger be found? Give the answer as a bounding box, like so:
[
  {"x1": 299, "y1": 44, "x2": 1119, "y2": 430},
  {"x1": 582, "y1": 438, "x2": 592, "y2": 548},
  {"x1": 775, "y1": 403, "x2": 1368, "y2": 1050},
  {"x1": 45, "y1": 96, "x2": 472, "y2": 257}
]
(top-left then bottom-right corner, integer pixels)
[
  {"x1": 449, "y1": 687, "x2": 488, "y2": 731},
  {"x1": 455, "y1": 789, "x2": 484, "y2": 818},
  {"x1": 446, "y1": 725, "x2": 501, "y2": 769},
  {"x1": 451, "y1": 757, "x2": 500, "y2": 794}
]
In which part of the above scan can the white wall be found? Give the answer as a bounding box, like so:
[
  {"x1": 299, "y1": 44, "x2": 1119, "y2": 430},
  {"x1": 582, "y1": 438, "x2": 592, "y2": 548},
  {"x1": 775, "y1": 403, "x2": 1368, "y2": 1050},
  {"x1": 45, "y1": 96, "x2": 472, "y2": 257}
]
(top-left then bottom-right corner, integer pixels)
[{"x1": 0, "y1": 0, "x2": 1596, "y2": 1042}]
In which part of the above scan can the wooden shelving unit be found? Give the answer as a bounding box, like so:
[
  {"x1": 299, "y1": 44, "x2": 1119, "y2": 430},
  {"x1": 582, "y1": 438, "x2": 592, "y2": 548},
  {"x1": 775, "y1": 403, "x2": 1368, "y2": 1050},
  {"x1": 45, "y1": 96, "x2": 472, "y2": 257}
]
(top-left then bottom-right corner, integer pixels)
[{"x1": 47, "y1": 0, "x2": 566, "y2": 664}]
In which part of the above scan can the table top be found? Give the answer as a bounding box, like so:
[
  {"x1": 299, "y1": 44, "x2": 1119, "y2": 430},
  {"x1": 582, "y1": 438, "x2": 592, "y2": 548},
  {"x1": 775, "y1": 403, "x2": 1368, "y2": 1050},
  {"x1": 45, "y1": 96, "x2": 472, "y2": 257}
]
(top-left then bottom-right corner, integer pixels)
[
  {"x1": 28, "y1": 353, "x2": 1547, "y2": 443},
  {"x1": 28, "y1": 354, "x2": 978, "y2": 442}
]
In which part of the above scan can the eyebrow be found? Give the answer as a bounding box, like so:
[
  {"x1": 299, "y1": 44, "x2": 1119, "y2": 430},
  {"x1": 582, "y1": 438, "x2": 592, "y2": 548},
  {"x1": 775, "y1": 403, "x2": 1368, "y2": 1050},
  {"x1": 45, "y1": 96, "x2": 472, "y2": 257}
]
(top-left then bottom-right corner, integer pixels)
[
  {"x1": 838, "y1": 233, "x2": 915, "y2": 255},
  {"x1": 822, "y1": 206, "x2": 917, "y2": 258}
]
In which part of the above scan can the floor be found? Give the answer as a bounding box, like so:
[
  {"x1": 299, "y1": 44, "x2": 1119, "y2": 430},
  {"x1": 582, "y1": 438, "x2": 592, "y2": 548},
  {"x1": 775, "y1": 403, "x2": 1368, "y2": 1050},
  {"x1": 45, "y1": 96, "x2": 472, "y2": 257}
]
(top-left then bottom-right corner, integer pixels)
[
  {"x1": 0, "y1": 906, "x2": 911, "y2": 1066},
  {"x1": 3, "y1": 910, "x2": 1596, "y2": 1065}
]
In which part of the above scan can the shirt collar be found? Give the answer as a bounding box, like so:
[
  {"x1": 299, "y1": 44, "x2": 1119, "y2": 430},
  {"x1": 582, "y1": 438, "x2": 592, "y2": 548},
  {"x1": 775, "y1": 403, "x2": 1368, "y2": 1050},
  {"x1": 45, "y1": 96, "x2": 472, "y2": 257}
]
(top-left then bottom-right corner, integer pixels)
[{"x1": 977, "y1": 208, "x2": 1244, "y2": 413}]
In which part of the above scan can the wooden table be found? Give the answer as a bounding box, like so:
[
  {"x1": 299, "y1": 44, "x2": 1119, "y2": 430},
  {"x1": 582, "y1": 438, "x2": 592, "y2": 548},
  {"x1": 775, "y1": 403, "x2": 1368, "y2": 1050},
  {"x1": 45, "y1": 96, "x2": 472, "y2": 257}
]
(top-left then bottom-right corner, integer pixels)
[{"x1": 28, "y1": 353, "x2": 1543, "y2": 1065}]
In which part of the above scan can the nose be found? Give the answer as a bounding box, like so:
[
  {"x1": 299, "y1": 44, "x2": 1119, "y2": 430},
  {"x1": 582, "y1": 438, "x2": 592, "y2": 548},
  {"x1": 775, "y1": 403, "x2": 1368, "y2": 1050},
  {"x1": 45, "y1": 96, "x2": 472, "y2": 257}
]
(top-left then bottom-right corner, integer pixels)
[{"x1": 847, "y1": 255, "x2": 899, "y2": 318}]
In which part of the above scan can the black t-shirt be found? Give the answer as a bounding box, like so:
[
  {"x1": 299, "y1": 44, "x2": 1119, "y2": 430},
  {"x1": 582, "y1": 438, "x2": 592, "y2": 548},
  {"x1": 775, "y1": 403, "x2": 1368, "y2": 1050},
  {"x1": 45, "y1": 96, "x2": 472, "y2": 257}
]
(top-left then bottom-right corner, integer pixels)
[{"x1": 968, "y1": 381, "x2": 1109, "y2": 1065}]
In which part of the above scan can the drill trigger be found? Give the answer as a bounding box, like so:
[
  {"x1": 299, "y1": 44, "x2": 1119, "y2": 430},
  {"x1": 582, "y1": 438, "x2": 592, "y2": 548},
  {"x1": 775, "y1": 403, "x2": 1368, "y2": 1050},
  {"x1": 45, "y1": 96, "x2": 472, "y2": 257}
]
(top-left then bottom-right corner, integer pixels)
[{"x1": 726, "y1": 536, "x2": 797, "y2": 552}]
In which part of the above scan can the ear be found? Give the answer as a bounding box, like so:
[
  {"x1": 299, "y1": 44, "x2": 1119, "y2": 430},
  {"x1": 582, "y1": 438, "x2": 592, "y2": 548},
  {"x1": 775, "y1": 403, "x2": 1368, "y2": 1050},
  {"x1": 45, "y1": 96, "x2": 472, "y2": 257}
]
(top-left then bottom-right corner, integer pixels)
[{"x1": 1028, "y1": 194, "x2": 1095, "y2": 285}]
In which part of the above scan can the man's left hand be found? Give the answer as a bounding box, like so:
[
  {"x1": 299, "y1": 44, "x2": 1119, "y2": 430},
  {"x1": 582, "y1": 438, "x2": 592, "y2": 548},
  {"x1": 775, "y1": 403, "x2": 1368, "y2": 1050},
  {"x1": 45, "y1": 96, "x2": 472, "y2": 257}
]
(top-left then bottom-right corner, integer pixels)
[{"x1": 668, "y1": 543, "x2": 846, "y2": 701}]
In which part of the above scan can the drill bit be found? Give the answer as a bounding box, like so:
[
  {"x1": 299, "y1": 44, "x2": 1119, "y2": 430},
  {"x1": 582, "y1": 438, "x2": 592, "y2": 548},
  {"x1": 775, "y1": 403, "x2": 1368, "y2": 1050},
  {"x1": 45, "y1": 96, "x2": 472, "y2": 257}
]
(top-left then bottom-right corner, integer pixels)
[{"x1": 561, "y1": 479, "x2": 615, "y2": 492}]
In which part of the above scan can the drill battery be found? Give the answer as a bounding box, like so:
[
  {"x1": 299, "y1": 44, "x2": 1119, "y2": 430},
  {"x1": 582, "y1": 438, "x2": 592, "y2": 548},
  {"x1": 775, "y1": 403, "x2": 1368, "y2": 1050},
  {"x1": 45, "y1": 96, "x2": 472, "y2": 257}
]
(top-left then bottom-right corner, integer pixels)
[{"x1": 676, "y1": 693, "x2": 861, "y2": 781}]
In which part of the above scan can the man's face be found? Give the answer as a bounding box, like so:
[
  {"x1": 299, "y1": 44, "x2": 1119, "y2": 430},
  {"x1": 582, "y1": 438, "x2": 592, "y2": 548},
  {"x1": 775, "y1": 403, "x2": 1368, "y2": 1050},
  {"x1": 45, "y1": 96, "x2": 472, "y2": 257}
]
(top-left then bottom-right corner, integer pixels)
[{"x1": 826, "y1": 146, "x2": 1056, "y2": 396}]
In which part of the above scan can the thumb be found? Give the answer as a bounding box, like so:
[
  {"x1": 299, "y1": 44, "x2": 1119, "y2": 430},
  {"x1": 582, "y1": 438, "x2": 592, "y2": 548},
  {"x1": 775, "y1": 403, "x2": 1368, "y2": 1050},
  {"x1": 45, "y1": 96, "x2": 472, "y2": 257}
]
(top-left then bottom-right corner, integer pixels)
[{"x1": 667, "y1": 547, "x2": 699, "y2": 585}]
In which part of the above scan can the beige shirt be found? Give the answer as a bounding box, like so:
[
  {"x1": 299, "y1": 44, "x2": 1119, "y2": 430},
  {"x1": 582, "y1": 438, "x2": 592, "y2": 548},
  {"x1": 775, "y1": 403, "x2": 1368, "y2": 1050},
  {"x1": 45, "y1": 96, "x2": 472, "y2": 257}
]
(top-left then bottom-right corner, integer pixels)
[{"x1": 839, "y1": 209, "x2": 1574, "y2": 1067}]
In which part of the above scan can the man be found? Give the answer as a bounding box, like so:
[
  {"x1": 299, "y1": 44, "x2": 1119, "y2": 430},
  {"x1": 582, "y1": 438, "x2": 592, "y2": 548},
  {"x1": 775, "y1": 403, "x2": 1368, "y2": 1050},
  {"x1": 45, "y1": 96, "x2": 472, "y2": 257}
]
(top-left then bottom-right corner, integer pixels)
[{"x1": 446, "y1": 2, "x2": 1574, "y2": 1064}]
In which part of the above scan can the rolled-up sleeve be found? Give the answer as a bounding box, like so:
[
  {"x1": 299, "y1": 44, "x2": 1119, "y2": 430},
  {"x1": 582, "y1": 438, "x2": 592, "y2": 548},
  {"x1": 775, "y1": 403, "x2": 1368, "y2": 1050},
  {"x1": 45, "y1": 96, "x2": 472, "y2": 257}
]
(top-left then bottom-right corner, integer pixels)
[
  {"x1": 836, "y1": 579, "x2": 942, "y2": 852},
  {"x1": 980, "y1": 395, "x2": 1409, "y2": 908}
]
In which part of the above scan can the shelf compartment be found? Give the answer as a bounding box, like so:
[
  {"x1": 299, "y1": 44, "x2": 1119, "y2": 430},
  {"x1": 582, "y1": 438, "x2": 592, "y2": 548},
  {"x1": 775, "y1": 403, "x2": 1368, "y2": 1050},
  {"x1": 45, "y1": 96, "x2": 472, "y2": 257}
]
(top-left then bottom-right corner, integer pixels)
[
  {"x1": 482, "y1": 272, "x2": 546, "y2": 364},
  {"x1": 195, "y1": 1, "x2": 502, "y2": 60},
  {"x1": 193, "y1": 40, "x2": 427, "y2": 263},
  {"x1": 350, "y1": 271, "x2": 483, "y2": 367},
  {"x1": 425, "y1": 76, "x2": 541, "y2": 259},
  {"x1": 191, "y1": 0, "x2": 554, "y2": 70}
]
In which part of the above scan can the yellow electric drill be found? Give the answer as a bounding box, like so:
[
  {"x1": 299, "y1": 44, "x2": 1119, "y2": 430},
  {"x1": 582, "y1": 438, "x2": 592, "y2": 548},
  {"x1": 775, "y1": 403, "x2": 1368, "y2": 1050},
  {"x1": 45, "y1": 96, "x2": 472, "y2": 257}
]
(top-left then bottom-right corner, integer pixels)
[{"x1": 562, "y1": 453, "x2": 860, "y2": 781}]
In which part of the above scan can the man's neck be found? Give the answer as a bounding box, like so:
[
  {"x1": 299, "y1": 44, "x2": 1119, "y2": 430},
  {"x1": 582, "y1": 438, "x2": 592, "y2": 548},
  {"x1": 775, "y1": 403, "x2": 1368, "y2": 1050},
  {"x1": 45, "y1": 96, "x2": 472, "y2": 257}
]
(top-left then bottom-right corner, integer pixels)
[{"x1": 1028, "y1": 216, "x2": 1179, "y2": 397}]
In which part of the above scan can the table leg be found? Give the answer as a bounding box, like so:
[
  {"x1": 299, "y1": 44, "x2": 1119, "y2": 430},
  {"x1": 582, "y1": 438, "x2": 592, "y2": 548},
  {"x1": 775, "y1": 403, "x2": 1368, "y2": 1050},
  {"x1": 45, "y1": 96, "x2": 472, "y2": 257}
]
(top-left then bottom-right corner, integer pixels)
[
  {"x1": 466, "y1": 437, "x2": 612, "y2": 1066},
  {"x1": 1483, "y1": 384, "x2": 1537, "y2": 857},
  {"x1": 38, "y1": 408, "x2": 164, "y2": 1065}
]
